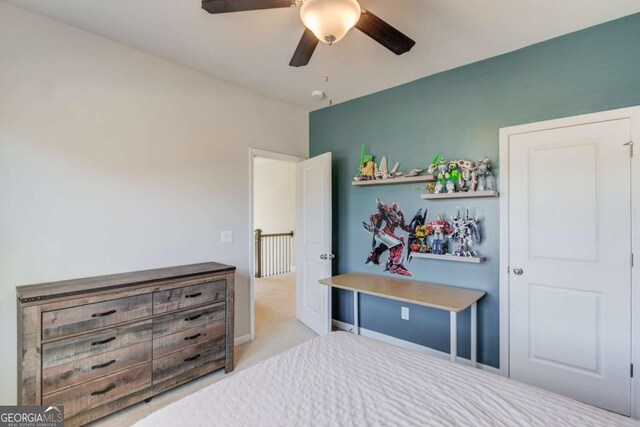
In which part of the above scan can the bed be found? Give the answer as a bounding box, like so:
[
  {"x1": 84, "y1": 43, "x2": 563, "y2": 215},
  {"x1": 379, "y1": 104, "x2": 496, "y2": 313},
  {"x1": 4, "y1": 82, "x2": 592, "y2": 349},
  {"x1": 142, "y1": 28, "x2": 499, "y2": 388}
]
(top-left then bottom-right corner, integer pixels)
[{"x1": 135, "y1": 332, "x2": 638, "y2": 426}]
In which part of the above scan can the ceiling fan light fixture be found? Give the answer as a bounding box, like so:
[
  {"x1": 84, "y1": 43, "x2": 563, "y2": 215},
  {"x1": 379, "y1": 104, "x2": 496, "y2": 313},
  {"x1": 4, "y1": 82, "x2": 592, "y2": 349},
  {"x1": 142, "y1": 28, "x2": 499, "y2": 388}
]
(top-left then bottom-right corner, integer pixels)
[{"x1": 300, "y1": 0, "x2": 361, "y2": 44}]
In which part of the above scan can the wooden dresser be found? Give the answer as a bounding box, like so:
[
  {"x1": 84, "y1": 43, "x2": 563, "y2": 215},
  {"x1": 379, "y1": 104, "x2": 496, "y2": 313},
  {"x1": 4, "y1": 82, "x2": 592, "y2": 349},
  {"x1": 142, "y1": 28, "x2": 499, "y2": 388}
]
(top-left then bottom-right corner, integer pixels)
[{"x1": 16, "y1": 262, "x2": 235, "y2": 426}]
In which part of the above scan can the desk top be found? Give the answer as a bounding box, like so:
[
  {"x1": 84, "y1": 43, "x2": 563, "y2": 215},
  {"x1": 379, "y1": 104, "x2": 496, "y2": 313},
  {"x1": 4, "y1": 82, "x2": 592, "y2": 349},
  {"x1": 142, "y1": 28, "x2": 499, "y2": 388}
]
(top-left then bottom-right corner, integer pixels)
[{"x1": 319, "y1": 273, "x2": 485, "y2": 312}]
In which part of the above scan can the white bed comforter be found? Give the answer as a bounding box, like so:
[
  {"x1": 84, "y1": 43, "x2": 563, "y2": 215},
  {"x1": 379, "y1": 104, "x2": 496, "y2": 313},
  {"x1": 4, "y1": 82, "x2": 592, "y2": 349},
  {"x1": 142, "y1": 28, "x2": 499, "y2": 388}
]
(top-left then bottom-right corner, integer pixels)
[{"x1": 135, "y1": 332, "x2": 638, "y2": 426}]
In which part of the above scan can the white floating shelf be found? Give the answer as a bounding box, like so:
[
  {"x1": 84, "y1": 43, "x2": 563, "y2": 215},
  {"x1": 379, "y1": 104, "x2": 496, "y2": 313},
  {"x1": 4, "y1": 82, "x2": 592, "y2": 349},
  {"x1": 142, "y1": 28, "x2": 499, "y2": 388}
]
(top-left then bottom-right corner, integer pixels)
[
  {"x1": 420, "y1": 190, "x2": 499, "y2": 200},
  {"x1": 352, "y1": 175, "x2": 436, "y2": 186},
  {"x1": 410, "y1": 252, "x2": 486, "y2": 263}
]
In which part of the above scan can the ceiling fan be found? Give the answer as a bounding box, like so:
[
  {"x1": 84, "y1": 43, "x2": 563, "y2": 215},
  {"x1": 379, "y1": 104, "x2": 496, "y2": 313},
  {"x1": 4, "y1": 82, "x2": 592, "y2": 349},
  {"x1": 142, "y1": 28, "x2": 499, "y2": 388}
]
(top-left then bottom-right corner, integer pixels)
[{"x1": 201, "y1": 0, "x2": 416, "y2": 67}]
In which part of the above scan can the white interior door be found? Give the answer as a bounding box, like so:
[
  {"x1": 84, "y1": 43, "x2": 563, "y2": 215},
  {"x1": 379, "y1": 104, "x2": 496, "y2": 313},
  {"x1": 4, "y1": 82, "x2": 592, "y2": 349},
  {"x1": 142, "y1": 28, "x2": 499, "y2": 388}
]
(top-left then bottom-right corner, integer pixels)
[
  {"x1": 296, "y1": 152, "x2": 332, "y2": 335},
  {"x1": 509, "y1": 119, "x2": 632, "y2": 415}
]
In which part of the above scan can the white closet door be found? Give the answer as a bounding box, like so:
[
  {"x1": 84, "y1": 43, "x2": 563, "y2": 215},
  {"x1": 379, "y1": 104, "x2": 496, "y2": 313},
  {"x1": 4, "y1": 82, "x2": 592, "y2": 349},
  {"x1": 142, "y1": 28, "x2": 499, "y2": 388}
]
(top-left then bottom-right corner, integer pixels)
[{"x1": 509, "y1": 119, "x2": 632, "y2": 415}]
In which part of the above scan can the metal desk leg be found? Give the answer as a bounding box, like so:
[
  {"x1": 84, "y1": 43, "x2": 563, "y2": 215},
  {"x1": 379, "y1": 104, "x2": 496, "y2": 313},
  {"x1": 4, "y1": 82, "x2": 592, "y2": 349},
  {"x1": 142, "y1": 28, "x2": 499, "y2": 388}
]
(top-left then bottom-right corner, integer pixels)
[
  {"x1": 471, "y1": 302, "x2": 477, "y2": 367},
  {"x1": 353, "y1": 290, "x2": 359, "y2": 335},
  {"x1": 450, "y1": 311, "x2": 457, "y2": 363}
]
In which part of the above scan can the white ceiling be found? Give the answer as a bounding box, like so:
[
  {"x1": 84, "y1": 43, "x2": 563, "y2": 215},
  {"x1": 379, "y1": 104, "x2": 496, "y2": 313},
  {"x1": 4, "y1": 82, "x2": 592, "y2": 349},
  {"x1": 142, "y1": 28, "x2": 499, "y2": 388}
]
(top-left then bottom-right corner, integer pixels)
[{"x1": 6, "y1": 0, "x2": 640, "y2": 111}]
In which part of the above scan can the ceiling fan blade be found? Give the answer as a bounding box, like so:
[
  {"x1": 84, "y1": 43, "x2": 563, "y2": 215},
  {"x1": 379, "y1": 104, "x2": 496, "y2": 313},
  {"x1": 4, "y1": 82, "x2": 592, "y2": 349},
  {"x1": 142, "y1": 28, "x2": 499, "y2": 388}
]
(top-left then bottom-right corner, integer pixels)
[
  {"x1": 202, "y1": 0, "x2": 294, "y2": 14},
  {"x1": 355, "y1": 9, "x2": 416, "y2": 55},
  {"x1": 289, "y1": 28, "x2": 319, "y2": 67}
]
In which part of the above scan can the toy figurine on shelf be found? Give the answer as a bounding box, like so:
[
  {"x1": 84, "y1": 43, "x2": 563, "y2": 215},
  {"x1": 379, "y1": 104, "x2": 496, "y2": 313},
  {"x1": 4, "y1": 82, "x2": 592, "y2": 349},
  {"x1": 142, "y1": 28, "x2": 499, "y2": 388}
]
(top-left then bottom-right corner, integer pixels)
[
  {"x1": 426, "y1": 213, "x2": 451, "y2": 255},
  {"x1": 363, "y1": 198, "x2": 413, "y2": 276},
  {"x1": 361, "y1": 156, "x2": 376, "y2": 180},
  {"x1": 353, "y1": 144, "x2": 376, "y2": 181},
  {"x1": 375, "y1": 156, "x2": 389, "y2": 180},
  {"x1": 457, "y1": 159, "x2": 477, "y2": 192},
  {"x1": 425, "y1": 183, "x2": 436, "y2": 194},
  {"x1": 427, "y1": 154, "x2": 449, "y2": 193},
  {"x1": 390, "y1": 162, "x2": 401, "y2": 177},
  {"x1": 407, "y1": 208, "x2": 429, "y2": 260},
  {"x1": 477, "y1": 156, "x2": 495, "y2": 191},
  {"x1": 449, "y1": 208, "x2": 481, "y2": 257},
  {"x1": 403, "y1": 168, "x2": 424, "y2": 177},
  {"x1": 447, "y1": 161, "x2": 461, "y2": 193}
]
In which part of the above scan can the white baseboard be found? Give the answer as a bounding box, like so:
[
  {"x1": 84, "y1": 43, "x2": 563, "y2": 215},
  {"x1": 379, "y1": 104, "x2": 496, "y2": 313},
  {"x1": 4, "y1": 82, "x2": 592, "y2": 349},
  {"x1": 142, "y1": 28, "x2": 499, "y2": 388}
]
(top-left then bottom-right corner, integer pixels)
[
  {"x1": 234, "y1": 334, "x2": 251, "y2": 346},
  {"x1": 332, "y1": 320, "x2": 501, "y2": 375}
]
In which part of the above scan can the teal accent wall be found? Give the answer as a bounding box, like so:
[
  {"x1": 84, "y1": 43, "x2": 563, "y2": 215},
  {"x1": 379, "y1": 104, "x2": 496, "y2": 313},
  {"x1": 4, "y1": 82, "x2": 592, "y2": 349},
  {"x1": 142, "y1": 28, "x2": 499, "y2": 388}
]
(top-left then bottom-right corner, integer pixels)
[{"x1": 309, "y1": 13, "x2": 640, "y2": 368}]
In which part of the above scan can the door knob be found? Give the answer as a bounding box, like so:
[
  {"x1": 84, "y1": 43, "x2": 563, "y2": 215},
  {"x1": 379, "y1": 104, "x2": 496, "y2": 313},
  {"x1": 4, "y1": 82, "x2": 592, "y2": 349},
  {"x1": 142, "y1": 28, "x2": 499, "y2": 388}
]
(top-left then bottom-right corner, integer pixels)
[
  {"x1": 513, "y1": 268, "x2": 524, "y2": 275},
  {"x1": 320, "y1": 254, "x2": 335, "y2": 260}
]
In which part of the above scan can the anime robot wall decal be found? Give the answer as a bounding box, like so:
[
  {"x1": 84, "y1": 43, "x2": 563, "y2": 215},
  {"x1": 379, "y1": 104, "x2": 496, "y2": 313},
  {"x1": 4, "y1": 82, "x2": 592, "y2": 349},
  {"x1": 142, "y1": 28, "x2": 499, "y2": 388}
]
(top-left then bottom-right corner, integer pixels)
[
  {"x1": 449, "y1": 208, "x2": 481, "y2": 257},
  {"x1": 363, "y1": 198, "x2": 414, "y2": 276}
]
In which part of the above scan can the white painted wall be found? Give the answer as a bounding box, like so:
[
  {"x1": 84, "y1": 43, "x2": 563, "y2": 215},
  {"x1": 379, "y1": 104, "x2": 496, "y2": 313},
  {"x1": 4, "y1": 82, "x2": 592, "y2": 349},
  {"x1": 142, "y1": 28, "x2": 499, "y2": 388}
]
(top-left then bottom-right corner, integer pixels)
[
  {"x1": 0, "y1": 3, "x2": 308, "y2": 405},
  {"x1": 253, "y1": 159, "x2": 297, "y2": 268}
]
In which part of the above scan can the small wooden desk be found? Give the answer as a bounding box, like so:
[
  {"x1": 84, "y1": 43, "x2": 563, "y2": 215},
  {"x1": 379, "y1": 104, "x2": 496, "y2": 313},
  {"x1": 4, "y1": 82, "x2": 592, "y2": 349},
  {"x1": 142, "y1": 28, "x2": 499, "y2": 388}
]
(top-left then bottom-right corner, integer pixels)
[{"x1": 319, "y1": 273, "x2": 485, "y2": 365}]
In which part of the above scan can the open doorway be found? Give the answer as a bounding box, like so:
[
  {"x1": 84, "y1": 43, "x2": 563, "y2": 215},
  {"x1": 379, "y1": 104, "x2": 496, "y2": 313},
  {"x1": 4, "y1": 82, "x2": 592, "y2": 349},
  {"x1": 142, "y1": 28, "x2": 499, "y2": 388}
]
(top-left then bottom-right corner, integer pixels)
[{"x1": 248, "y1": 149, "x2": 305, "y2": 342}]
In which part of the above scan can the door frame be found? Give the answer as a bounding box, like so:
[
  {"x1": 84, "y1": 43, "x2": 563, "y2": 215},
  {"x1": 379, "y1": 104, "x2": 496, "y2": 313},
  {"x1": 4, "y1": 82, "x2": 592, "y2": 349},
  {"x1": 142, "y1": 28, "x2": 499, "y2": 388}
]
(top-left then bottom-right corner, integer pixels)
[
  {"x1": 248, "y1": 148, "x2": 306, "y2": 341},
  {"x1": 499, "y1": 106, "x2": 640, "y2": 417}
]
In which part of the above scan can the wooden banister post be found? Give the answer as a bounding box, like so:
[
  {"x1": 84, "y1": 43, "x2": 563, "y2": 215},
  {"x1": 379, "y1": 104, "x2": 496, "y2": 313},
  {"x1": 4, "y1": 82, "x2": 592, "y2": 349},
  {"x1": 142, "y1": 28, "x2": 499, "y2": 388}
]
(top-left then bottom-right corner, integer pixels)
[{"x1": 255, "y1": 229, "x2": 262, "y2": 278}]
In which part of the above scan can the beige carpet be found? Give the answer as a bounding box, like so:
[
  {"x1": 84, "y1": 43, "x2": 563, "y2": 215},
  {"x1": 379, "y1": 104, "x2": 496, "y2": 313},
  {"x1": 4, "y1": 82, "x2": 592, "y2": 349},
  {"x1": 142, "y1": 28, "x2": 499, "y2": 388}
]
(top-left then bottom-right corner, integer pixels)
[{"x1": 91, "y1": 272, "x2": 316, "y2": 426}]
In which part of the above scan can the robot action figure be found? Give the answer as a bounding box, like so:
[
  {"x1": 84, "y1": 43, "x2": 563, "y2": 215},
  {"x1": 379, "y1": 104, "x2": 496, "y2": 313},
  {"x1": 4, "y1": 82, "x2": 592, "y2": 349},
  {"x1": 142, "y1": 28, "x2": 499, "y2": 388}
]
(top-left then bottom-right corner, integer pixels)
[
  {"x1": 426, "y1": 214, "x2": 451, "y2": 255},
  {"x1": 427, "y1": 154, "x2": 450, "y2": 194},
  {"x1": 407, "y1": 208, "x2": 430, "y2": 258},
  {"x1": 457, "y1": 159, "x2": 478, "y2": 192},
  {"x1": 449, "y1": 208, "x2": 481, "y2": 257},
  {"x1": 477, "y1": 156, "x2": 495, "y2": 191},
  {"x1": 363, "y1": 198, "x2": 413, "y2": 276}
]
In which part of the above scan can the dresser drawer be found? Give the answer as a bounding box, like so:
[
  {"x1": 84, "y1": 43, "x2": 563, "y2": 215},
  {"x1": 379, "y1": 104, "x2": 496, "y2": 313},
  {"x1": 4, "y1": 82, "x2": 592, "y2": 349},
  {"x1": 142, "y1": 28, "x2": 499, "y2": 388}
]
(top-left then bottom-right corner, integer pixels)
[
  {"x1": 153, "y1": 280, "x2": 226, "y2": 314},
  {"x1": 42, "y1": 341, "x2": 152, "y2": 395},
  {"x1": 153, "y1": 336, "x2": 225, "y2": 384},
  {"x1": 42, "y1": 294, "x2": 152, "y2": 340},
  {"x1": 43, "y1": 362, "x2": 152, "y2": 416},
  {"x1": 153, "y1": 319, "x2": 225, "y2": 359},
  {"x1": 153, "y1": 302, "x2": 225, "y2": 339},
  {"x1": 43, "y1": 321, "x2": 152, "y2": 369}
]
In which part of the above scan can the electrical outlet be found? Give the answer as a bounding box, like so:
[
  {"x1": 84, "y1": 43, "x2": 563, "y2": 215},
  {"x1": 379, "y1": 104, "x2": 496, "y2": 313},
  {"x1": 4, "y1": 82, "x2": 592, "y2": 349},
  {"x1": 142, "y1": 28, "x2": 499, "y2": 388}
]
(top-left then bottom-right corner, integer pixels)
[
  {"x1": 221, "y1": 230, "x2": 233, "y2": 243},
  {"x1": 401, "y1": 306, "x2": 409, "y2": 320}
]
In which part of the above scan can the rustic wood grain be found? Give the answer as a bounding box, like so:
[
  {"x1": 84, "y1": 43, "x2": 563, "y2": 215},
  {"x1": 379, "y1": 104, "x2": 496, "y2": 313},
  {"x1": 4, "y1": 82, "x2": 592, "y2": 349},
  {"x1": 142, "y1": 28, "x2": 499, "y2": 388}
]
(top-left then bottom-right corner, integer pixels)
[
  {"x1": 30, "y1": 273, "x2": 230, "y2": 311},
  {"x1": 17, "y1": 262, "x2": 235, "y2": 303},
  {"x1": 43, "y1": 321, "x2": 152, "y2": 369},
  {"x1": 43, "y1": 362, "x2": 152, "y2": 416},
  {"x1": 153, "y1": 280, "x2": 226, "y2": 314},
  {"x1": 17, "y1": 264, "x2": 235, "y2": 425},
  {"x1": 153, "y1": 321, "x2": 225, "y2": 359},
  {"x1": 152, "y1": 336, "x2": 226, "y2": 384},
  {"x1": 319, "y1": 273, "x2": 485, "y2": 312},
  {"x1": 42, "y1": 295, "x2": 152, "y2": 340},
  {"x1": 225, "y1": 273, "x2": 235, "y2": 373},
  {"x1": 152, "y1": 303, "x2": 225, "y2": 338},
  {"x1": 42, "y1": 341, "x2": 152, "y2": 395},
  {"x1": 62, "y1": 387, "x2": 154, "y2": 427},
  {"x1": 17, "y1": 303, "x2": 40, "y2": 405}
]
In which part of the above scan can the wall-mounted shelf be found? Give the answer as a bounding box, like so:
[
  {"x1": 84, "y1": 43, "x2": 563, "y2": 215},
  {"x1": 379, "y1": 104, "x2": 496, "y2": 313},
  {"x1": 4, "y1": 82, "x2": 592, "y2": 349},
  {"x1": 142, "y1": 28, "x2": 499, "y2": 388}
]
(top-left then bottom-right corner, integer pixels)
[
  {"x1": 420, "y1": 190, "x2": 499, "y2": 200},
  {"x1": 352, "y1": 175, "x2": 435, "y2": 187},
  {"x1": 410, "y1": 252, "x2": 486, "y2": 263}
]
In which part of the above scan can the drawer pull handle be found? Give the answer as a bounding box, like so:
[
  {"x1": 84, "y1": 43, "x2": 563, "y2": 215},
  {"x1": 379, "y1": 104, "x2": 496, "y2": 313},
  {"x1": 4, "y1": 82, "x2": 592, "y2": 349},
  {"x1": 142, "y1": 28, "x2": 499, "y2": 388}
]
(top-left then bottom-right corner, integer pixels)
[
  {"x1": 91, "y1": 309, "x2": 117, "y2": 318},
  {"x1": 184, "y1": 354, "x2": 201, "y2": 362},
  {"x1": 185, "y1": 292, "x2": 202, "y2": 299},
  {"x1": 91, "y1": 336, "x2": 116, "y2": 346},
  {"x1": 184, "y1": 333, "x2": 202, "y2": 341},
  {"x1": 90, "y1": 383, "x2": 116, "y2": 396},
  {"x1": 91, "y1": 359, "x2": 117, "y2": 370},
  {"x1": 184, "y1": 314, "x2": 202, "y2": 322}
]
